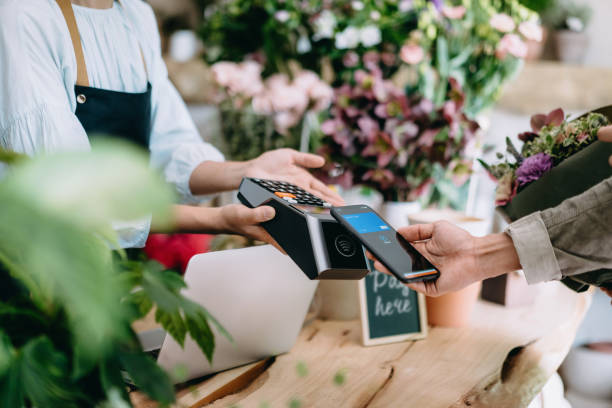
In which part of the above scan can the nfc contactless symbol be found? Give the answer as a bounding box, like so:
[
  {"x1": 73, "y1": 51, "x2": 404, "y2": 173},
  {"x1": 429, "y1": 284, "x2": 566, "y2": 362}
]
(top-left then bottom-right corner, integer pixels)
[{"x1": 335, "y1": 235, "x2": 356, "y2": 257}]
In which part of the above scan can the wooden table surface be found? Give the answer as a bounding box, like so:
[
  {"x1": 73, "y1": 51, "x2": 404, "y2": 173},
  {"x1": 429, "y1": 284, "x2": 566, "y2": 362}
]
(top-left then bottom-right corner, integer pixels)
[{"x1": 132, "y1": 281, "x2": 591, "y2": 408}]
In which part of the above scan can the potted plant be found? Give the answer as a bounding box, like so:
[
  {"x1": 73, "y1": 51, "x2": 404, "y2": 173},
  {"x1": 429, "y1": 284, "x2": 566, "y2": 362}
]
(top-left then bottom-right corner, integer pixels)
[
  {"x1": 0, "y1": 142, "x2": 228, "y2": 407},
  {"x1": 541, "y1": 0, "x2": 593, "y2": 64}
]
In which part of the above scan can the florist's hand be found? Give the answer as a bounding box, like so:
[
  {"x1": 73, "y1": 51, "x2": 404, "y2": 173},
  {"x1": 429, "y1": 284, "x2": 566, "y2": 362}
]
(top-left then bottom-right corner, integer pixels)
[
  {"x1": 218, "y1": 204, "x2": 284, "y2": 252},
  {"x1": 246, "y1": 148, "x2": 344, "y2": 205},
  {"x1": 372, "y1": 221, "x2": 483, "y2": 297},
  {"x1": 598, "y1": 125, "x2": 612, "y2": 167}
]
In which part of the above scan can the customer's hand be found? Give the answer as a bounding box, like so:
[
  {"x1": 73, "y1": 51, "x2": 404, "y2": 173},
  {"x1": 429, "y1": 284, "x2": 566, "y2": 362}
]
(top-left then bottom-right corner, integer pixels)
[
  {"x1": 371, "y1": 221, "x2": 521, "y2": 297},
  {"x1": 246, "y1": 148, "x2": 344, "y2": 205},
  {"x1": 598, "y1": 125, "x2": 612, "y2": 167}
]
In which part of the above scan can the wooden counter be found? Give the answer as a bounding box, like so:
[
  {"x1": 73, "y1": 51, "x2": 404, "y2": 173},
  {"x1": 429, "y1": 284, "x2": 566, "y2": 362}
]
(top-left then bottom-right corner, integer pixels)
[{"x1": 132, "y1": 282, "x2": 591, "y2": 408}]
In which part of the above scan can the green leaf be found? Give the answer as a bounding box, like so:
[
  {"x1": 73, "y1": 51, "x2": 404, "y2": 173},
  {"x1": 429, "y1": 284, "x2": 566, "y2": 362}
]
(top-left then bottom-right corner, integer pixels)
[
  {"x1": 124, "y1": 290, "x2": 153, "y2": 319},
  {"x1": 436, "y1": 37, "x2": 450, "y2": 78},
  {"x1": 155, "y1": 308, "x2": 187, "y2": 348},
  {"x1": 118, "y1": 350, "x2": 175, "y2": 405},
  {"x1": 0, "y1": 148, "x2": 26, "y2": 165},
  {"x1": 185, "y1": 312, "x2": 215, "y2": 363},
  {"x1": 2, "y1": 140, "x2": 175, "y2": 231},
  {"x1": 20, "y1": 337, "x2": 85, "y2": 407},
  {"x1": 99, "y1": 356, "x2": 130, "y2": 404}
]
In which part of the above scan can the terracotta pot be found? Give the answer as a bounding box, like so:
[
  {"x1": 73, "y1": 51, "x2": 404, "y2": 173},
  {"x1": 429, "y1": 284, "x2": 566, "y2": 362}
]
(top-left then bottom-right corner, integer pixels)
[{"x1": 425, "y1": 282, "x2": 482, "y2": 327}]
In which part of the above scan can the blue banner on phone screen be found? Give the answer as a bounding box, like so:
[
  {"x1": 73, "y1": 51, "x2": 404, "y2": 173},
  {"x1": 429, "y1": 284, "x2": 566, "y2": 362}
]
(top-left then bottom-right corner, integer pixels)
[{"x1": 342, "y1": 212, "x2": 390, "y2": 234}]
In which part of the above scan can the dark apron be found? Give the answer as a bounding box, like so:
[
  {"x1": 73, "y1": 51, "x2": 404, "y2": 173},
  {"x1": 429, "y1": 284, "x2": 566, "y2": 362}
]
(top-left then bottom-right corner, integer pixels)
[{"x1": 56, "y1": 0, "x2": 151, "y2": 149}]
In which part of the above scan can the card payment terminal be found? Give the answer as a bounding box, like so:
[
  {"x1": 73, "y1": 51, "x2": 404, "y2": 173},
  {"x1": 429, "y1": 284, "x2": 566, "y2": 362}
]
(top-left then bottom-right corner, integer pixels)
[{"x1": 238, "y1": 178, "x2": 369, "y2": 280}]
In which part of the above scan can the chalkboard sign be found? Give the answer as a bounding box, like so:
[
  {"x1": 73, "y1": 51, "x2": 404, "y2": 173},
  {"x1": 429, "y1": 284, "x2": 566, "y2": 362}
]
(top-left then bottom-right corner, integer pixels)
[{"x1": 358, "y1": 265, "x2": 428, "y2": 346}]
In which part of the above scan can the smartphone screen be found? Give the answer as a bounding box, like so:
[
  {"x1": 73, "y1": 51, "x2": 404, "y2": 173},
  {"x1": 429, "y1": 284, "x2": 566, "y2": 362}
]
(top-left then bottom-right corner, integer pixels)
[{"x1": 331, "y1": 205, "x2": 439, "y2": 283}]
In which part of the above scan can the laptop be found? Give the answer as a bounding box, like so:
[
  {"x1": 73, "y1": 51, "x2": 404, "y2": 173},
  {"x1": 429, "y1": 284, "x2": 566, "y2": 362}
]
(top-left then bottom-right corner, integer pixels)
[{"x1": 153, "y1": 245, "x2": 318, "y2": 382}]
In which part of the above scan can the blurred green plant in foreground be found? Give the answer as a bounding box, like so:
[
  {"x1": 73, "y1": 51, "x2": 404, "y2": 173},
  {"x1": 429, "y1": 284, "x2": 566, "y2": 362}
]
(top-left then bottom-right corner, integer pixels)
[{"x1": 0, "y1": 141, "x2": 228, "y2": 407}]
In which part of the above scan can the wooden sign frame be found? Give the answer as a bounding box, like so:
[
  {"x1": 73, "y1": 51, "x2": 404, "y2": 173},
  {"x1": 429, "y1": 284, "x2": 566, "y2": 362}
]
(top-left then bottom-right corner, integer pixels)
[{"x1": 358, "y1": 277, "x2": 428, "y2": 346}]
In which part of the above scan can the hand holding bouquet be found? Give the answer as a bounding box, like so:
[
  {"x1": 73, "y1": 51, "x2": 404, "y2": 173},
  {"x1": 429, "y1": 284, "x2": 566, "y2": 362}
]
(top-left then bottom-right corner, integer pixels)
[{"x1": 481, "y1": 108, "x2": 609, "y2": 207}]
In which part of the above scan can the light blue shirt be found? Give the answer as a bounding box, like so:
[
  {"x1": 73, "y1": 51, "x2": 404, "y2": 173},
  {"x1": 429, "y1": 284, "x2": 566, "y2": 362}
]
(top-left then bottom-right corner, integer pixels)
[{"x1": 0, "y1": 0, "x2": 224, "y2": 247}]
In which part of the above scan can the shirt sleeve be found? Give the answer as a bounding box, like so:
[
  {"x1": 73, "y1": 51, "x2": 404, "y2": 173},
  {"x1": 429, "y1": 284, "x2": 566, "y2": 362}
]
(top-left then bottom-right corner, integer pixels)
[
  {"x1": 506, "y1": 176, "x2": 612, "y2": 284},
  {"x1": 143, "y1": 6, "x2": 224, "y2": 205}
]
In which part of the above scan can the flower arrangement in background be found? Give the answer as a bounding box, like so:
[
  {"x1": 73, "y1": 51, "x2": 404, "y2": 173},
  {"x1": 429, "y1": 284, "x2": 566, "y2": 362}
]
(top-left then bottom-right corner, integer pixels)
[
  {"x1": 481, "y1": 109, "x2": 609, "y2": 205},
  {"x1": 199, "y1": 0, "x2": 423, "y2": 83},
  {"x1": 211, "y1": 60, "x2": 333, "y2": 160},
  {"x1": 402, "y1": 0, "x2": 540, "y2": 117},
  {"x1": 315, "y1": 68, "x2": 479, "y2": 203}
]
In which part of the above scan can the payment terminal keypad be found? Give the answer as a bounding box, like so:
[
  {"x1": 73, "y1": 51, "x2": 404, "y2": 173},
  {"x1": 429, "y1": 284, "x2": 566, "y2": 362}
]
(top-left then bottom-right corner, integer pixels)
[{"x1": 250, "y1": 178, "x2": 332, "y2": 208}]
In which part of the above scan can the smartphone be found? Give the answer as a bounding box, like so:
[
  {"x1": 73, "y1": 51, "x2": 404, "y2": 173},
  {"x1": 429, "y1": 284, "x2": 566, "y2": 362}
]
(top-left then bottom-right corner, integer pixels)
[{"x1": 331, "y1": 205, "x2": 439, "y2": 283}]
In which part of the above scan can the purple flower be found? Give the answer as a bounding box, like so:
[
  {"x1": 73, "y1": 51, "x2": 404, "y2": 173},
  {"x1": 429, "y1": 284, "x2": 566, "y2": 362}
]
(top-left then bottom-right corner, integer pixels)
[{"x1": 515, "y1": 153, "x2": 553, "y2": 186}]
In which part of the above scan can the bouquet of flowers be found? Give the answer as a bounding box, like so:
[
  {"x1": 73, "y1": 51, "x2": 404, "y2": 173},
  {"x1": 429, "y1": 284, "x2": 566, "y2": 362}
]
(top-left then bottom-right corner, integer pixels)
[
  {"x1": 402, "y1": 0, "x2": 540, "y2": 117},
  {"x1": 482, "y1": 106, "x2": 612, "y2": 293},
  {"x1": 211, "y1": 60, "x2": 333, "y2": 160},
  {"x1": 315, "y1": 67, "x2": 479, "y2": 203},
  {"x1": 481, "y1": 108, "x2": 609, "y2": 207}
]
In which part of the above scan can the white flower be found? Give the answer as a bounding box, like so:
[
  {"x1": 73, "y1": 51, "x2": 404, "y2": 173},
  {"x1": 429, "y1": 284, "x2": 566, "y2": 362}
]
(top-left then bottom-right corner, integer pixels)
[
  {"x1": 313, "y1": 10, "x2": 337, "y2": 40},
  {"x1": 566, "y1": 16, "x2": 584, "y2": 32},
  {"x1": 297, "y1": 35, "x2": 312, "y2": 54},
  {"x1": 351, "y1": 1, "x2": 364, "y2": 11},
  {"x1": 518, "y1": 21, "x2": 543, "y2": 42},
  {"x1": 399, "y1": 0, "x2": 413, "y2": 13},
  {"x1": 335, "y1": 26, "x2": 360, "y2": 49},
  {"x1": 275, "y1": 10, "x2": 290, "y2": 23},
  {"x1": 370, "y1": 11, "x2": 381, "y2": 21},
  {"x1": 359, "y1": 25, "x2": 382, "y2": 47}
]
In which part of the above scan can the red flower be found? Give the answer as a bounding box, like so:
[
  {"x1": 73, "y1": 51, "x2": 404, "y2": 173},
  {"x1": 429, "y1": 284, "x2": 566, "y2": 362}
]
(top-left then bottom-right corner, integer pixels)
[{"x1": 144, "y1": 233, "x2": 213, "y2": 274}]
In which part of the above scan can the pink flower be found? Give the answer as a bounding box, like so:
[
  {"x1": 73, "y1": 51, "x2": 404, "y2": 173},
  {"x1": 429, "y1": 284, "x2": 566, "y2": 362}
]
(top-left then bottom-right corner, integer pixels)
[
  {"x1": 495, "y1": 172, "x2": 518, "y2": 206},
  {"x1": 309, "y1": 81, "x2": 334, "y2": 111},
  {"x1": 496, "y1": 34, "x2": 527, "y2": 59},
  {"x1": 357, "y1": 117, "x2": 380, "y2": 141},
  {"x1": 274, "y1": 111, "x2": 300, "y2": 134},
  {"x1": 442, "y1": 5, "x2": 466, "y2": 19},
  {"x1": 343, "y1": 52, "x2": 359, "y2": 68},
  {"x1": 252, "y1": 95, "x2": 273, "y2": 115},
  {"x1": 363, "y1": 169, "x2": 395, "y2": 190},
  {"x1": 400, "y1": 44, "x2": 424, "y2": 65},
  {"x1": 381, "y1": 52, "x2": 396, "y2": 66},
  {"x1": 518, "y1": 21, "x2": 543, "y2": 42},
  {"x1": 363, "y1": 51, "x2": 380, "y2": 69},
  {"x1": 490, "y1": 13, "x2": 516, "y2": 33}
]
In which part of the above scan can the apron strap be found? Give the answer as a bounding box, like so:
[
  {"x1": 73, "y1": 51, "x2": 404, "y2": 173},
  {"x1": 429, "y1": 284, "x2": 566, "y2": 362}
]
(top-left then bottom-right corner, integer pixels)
[
  {"x1": 56, "y1": 0, "x2": 89, "y2": 87},
  {"x1": 55, "y1": 0, "x2": 149, "y2": 88}
]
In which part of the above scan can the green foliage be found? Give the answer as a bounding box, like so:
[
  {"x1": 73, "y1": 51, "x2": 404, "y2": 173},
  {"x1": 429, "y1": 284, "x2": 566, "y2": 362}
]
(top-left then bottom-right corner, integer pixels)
[
  {"x1": 0, "y1": 142, "x2": 227, "y2": 406},
  {"x1": 413, "y1": 0, "x2": 536, "y2": 117}
]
